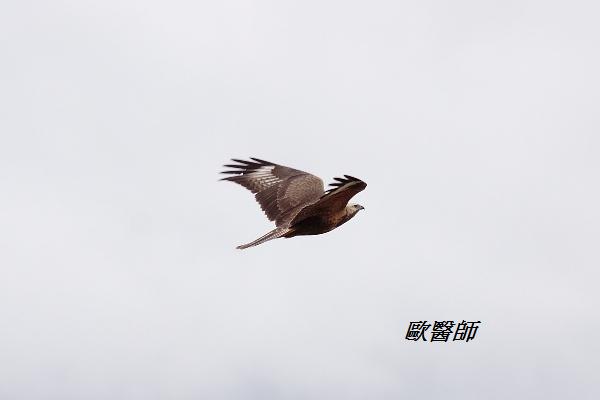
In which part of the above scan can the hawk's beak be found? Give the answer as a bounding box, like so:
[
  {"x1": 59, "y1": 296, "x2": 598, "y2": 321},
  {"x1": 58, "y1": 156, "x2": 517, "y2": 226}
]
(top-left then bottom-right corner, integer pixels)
[{"x1": 358, "y1": 205, "x2": 365, "y2": 211}]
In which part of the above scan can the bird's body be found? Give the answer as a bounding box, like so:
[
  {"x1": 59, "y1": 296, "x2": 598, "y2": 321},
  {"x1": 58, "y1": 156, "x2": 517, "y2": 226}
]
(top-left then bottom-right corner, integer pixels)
[
  {"x1": 220, "y1": 158, "x2": 366, "y2": 249},
  {"x1": 287, "y1": 208, "x2": 354, "y2": 237}
]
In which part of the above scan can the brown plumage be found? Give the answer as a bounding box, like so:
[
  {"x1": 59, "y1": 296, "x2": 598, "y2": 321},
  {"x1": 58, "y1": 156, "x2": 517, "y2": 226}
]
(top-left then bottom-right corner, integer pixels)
[{"x1": 220, "y1": 157, "x2": 367, "y2": 249}]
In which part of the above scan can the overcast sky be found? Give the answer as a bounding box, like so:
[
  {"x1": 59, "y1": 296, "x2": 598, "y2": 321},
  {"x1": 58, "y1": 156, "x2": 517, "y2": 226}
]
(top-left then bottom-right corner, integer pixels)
[{"x1": 1, "y1": 0, "x2": 599, "y2": 399}]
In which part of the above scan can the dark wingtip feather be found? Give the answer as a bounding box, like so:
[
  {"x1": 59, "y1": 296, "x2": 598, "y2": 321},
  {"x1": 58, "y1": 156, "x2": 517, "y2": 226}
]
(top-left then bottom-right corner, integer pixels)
[
  {"x1": 220, "y1": 158, "x2": 272, "y2": 176},
  {"x1": 324, "y1": 174, "x2": 366, "y2": 193},
  {"x1": 249, "y1": 157, "x2": 271, "y2": 164},
  {"x1": 231, "y1": 158, "x2": 253, "y2": 165}
]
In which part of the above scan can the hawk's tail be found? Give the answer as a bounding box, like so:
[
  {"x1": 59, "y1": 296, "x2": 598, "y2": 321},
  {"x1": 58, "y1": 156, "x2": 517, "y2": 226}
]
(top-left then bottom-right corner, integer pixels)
[{"x1": 236, "y1": 227, "x2": 290, "y2": 250}]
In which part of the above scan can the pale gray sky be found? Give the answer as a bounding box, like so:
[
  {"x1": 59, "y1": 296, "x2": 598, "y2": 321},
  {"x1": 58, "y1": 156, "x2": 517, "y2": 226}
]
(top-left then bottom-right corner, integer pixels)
[{"x1": 1, "y1": 1, "x2": 599, "y2": 399}]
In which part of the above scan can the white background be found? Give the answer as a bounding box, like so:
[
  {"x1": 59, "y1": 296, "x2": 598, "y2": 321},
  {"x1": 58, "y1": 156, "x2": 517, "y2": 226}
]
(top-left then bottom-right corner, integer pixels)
[{"x1": 1, "y1": 1, "x2": 599, "y2": 398}]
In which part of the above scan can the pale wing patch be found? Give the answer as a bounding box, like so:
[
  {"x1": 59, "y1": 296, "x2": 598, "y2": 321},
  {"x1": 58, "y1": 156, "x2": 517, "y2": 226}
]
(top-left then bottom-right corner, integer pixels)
[
  {"x1": 243, "y1": 165, "x2": 281, "y2": 191},
  {"x1": 221, "y1": 158, "x2": 325, "y2": 224}
]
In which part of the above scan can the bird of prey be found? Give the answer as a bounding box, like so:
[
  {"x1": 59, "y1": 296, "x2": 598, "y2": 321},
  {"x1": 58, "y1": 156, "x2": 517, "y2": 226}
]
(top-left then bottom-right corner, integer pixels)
[{"x1": 220, "y1": 158, "x2": 367, "y2": 249}]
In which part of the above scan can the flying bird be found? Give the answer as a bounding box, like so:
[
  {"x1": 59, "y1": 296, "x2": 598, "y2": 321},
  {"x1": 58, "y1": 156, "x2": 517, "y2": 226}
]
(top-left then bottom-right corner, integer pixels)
[{"x1": 220, "y1": 158, "x2": 367, "y2": 249}]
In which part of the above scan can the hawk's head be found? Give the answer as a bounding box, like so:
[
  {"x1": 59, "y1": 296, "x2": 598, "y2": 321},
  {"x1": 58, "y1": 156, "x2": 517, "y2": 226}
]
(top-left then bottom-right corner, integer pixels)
[{"x1": 347, "y1": 203, "x2": 365, "y2": 217}]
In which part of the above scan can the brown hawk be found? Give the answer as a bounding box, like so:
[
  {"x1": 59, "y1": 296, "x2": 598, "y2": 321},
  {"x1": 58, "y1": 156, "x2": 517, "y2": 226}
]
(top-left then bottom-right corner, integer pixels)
[{"x1": 220, "y1": 158, "x2": 367, "y2": 249}]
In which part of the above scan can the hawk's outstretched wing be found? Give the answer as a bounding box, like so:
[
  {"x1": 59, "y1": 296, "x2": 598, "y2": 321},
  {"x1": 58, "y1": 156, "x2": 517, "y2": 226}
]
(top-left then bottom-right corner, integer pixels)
[
  {"x1": 292, "y1": 175, "x2": 367, "y2": 223},
  {"x1": 220, "y1": 158, "x2": 324, "y2": 227}
]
